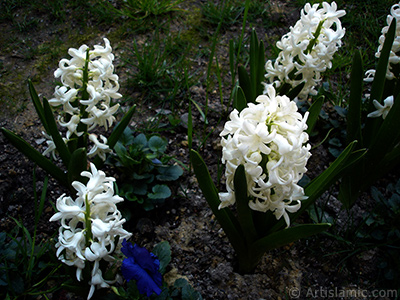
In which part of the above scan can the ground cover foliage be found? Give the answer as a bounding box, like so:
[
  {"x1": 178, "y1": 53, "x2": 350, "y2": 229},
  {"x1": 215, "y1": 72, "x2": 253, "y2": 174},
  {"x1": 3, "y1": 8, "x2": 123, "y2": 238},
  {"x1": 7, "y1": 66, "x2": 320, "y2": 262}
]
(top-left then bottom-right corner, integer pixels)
[{"x1": 0, "y1": 0, "x2": 400, "y2": 299}]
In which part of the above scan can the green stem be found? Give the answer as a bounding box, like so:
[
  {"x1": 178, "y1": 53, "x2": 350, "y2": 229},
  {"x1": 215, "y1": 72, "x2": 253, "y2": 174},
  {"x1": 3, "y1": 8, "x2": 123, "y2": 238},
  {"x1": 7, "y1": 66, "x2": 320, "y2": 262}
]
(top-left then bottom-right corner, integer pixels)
[
  {"x1": 85, "y1": 195, "x2": 92, "y2": 246},
  {"x1": 306, "y1": 19, "x2": 325, "y2": 54},
  {"x1": 237, "y1": 250, "x2": 263, "y2": 274}
]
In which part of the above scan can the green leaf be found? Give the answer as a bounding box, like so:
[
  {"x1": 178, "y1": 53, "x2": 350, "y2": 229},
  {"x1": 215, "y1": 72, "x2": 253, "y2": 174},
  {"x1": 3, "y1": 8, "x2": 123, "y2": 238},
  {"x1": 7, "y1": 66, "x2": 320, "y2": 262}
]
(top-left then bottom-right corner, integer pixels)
[
  {"x1": 182, "y1": 283, "x2": 202, "y2": 300},
  {"x1": 302, "y1": 142, "x2": 366, "y2": 216},
  {"x1": 369, "y1": 20, "x2": 396, "y2": 109},
  {"x1": 43, "y1": 97, "x2": 71, "y2": 166},
  {"x1": 234, "y1": 165, "x2": 258, "y2": 244},
  {"x1": 367, "y1": 91, "x2": 400, "y2": 163},
  {"x1": 114, "y1": 142, "x2": 140, "y2": 167},
  {"x1": 134, "y1": 133, "x2": 148, "y2": 149},
  {"x1": 156, "y1": 165, "x2": 183, "y2": 181},
  {"x1": 250, "y1": 29, "x2": 258, "y2": 100},
  {"x1": 286, "y1": 82, "x2": 305, "y2": 100},
  {"x1": 389, "y1": 193, "x2": 400, "y2": 211},
  {"x1": 119, "y1": 126, "x2": 135, "y2": 146},
  {"x1": 152, "y1": 241, "x2": 171, "y2": 275},
  {"x1": 148, "y1": 184, "x2": 171, "y2": 200},
  {"x1": 256, "y1": 34, "x2": 265, "y2": 97},
  {"x1": 346, "y1": 50, "x2": 363, "y2": 145},
  {"x1": 107, "y1": 105, "x2": 136, "y2": 149},
  {"x1": 364, "y1": 20, "x2": 396, "y2": 145},
  {"x1": 67, "y1": 148, "x2": 87, "y2": 185},
  {"x1": 1, "y1": 127, "x2": 67, "y2": 185},
  {"x1": 173, "y1": 278, "x2": 203, "y2": 300},
  {"x1": 339, "y1": 52, "x2": 367, "y2": 206},
  {"x1": 229, "y1": 39, "x2": 236, "y2": 87},
  {"x1": 233, "y1": 86, "x2": 247, "y2": 112},
  {"x1": 190, "y1": 149, "x2": 246, "y2": 255},
  {"x1": 189, "y1": 98, "x2": 207, "y2": 125},
  {"x1": 130, "y1": 181, "x2": 148, "y2": 196},
  {"x1": 306, "y1": 95, "x2": 324, "y2": 134},
  {"x1": 238, "y1": 66, "x2": 252, "y2": 104},
  {"x1": 251, "y1": 223, "x2": 331, "y2": 254},
  {"x1": 28, "y1": 80, "x2": 49, "y2": 133},
  {"x1": 346, "y1": 90, "x2": 400, "y2": 197},
  {"x1": 148, "y1": 136, "x2": 167, "y2": 153}
]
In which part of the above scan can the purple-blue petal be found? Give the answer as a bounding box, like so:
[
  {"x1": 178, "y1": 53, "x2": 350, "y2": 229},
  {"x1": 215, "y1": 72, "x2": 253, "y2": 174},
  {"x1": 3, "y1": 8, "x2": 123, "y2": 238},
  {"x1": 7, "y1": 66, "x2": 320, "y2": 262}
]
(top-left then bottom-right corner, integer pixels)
[
  {"x1": 121, "y1": 240, "x2": 162, "y2": 297},
  {"x1": 121, "y1": 257, "x2": 162, "y2": 296},
  {"x1": 132, "y1": 244, "x2": 160, "y2": 275},
  {"x1": 152, "y1": 158, "x2": 162, "y2": 165},
  {"x1": 121, "y1": 239, "x2": 136, "y2": 259}
]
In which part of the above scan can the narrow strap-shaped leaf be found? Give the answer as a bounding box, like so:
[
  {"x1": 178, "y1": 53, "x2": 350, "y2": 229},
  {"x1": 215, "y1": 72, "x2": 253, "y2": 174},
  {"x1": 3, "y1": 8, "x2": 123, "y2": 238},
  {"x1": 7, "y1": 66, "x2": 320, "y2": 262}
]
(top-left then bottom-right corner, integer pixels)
[
  {"x1": 346, "y1": 50, "x2": 363, "y2": 145},
  {"x1": 369, "y1": 20, "x2": 396, "y2": 108},
  {"x1": 256, "y1": 37, "x2": 265, "y2": 97},
  {"x1": 365, "y1": 20, "x2": 396, "y2": 145},
  {"x1": 286, "y1": 82, "x2": 305, "y2": 100},
  {"x1": 251, "y1": 223, "x2": 331, "y2": 254},
  {"x1": 38, "y1": 175, "x2": 49, "y2": 225},
  {"x1": 68, "y1": 147, "x2": 88, "y2": 186},
  {"x1": 1, "y1": 127, "x2": 68, "y2": 185},
  {"x1": 28, "y1": 80, "x2": 49, "y2": 133},
  {"x1": 93, "y1": 105, "x2": 136, "y2": 169},
  {"x1": 229, "y1": 39, "x2": 236, "y2": 87},
  {"x1": 362, "y1": 92, "x2": 400, "y2": 186},
  {"x1": 107, "y1": 105, "x2": 136, "y2": 149},
  {"x1": 238, "y1": 66, "x2": 252, "y2": 104},
  {"x1": 338, "y1": 51, "x2": 367, "y2": 208},
  {"x1": 233, "y1": 86, "x2": 247, "y2": 112},
  {"x1": 376, "y1": 146, "x2": 400, "y2": 182},
  {"x1": 277, "y1": 82, "x2": 292, "y2": 96},
  {"x1": 234, "y1": 165, "x2": 258, "y2": 244},
  {"x1": 339, "y1": 52, "x2": 365, "y2": 208},
  {"x1": 187, "y1": 98, "x2": 193, "y2": 164},
  {"x1": 370, "y1": 91, "x2": 400, "y2": 151},
  {"x1": 306, "y1": 95, "x2": 324, "y2": 134},
  {"x1": 250, "y1": 30, "x2": 258, "y2": 102},
  {"x1": 190, "y1": 149, "x2": 246, "y2": 254},
  {"x1": 43, "y1": 97, "x2": 71, "y2": 166},
  {"x1": 300, "y1": 143, "x2": 365, "y2": 216}
]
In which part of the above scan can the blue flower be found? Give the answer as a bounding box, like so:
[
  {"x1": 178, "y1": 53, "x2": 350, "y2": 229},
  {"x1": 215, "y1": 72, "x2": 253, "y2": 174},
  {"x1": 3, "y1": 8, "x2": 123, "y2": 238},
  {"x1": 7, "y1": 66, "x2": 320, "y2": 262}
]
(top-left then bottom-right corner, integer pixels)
[{"x1": 121, "y1": 239, "x2": 162, "y2": 297}]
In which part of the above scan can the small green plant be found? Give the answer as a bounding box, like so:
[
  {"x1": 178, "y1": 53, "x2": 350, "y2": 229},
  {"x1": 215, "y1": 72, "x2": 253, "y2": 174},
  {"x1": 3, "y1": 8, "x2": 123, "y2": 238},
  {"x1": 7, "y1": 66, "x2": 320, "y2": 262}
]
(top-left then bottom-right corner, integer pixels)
[
  {"x1": 317, "y1": 178, "x2": 400, "y2": 289},
  {"x1": 0, "y1": 170, "x2": 63, "y2": 299},
  {"x1": 366, "y1": 183, "x2": 400, "y2": 247},
  {"x1": 108, "y1": 127, "x2": 183, "y2": 211},
  {"x1": 100, "y1": 0, "x2": 184, "y2": 21},
  {"x1": 125, "y1": 32, "x2": 196, "y2": 108},
  {"x1": 0, "y1": 229, "x2": 61, "y2": 299},
  {"x1": 201, "y1": 0, "x2": 242, "y2": 30},
  {"x1": 360, "y1": 182, "x2": 400, "y2": 287}
]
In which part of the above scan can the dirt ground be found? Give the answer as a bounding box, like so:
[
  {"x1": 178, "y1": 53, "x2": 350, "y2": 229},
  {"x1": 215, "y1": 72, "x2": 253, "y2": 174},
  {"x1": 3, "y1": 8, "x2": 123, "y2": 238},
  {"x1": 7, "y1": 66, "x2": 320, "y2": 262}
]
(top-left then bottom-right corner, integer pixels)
[{"x1": 0, "y1": 1, "x2": 399, "y2": 299}]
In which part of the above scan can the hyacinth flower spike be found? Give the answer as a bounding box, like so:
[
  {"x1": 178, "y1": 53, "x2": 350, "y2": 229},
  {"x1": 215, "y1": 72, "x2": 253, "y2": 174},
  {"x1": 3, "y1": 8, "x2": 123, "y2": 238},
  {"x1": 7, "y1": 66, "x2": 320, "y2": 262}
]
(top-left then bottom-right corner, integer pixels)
[{"x1": 191, "y1": 84, "x2": 364, "y2": 273}]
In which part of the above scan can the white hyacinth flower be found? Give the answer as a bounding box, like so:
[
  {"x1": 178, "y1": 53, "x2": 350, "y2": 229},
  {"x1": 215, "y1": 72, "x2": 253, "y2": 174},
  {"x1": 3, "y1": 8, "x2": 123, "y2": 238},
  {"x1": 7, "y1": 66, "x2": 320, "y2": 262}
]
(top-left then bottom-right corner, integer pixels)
[
  {"x1": 50, "y1": 163, "x2": 131, "y2": 299},
  {"x1": 219, "y1": 86, "x2": 311, "y2": 227},
  {"x1": 264, "y1": 1, "x2": 346, "y2": 99},
  {"x1": 365, "y1": 3, "x2": 400, "y2": 82},
  {"x1": 367, "y1": 95, "x2": 394, "y2": 119},
  {"x1": 43, "y1": 38, "x2": 122, "y2": 162},
  {"x1": 87, "y1": 134, "x2": 112, "y2": 162}
]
